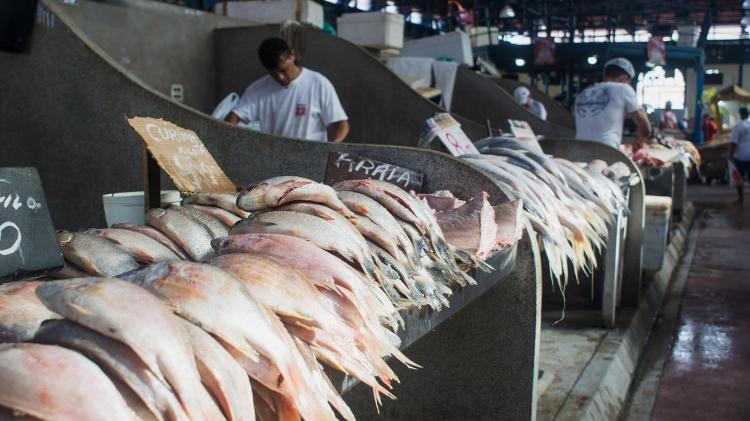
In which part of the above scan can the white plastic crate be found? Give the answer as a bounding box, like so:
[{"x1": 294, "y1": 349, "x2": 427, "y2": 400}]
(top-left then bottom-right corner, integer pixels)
[
  {"x1": 337, "y1": 12, "x2": 404, "y2": 49},
  {"x1": 215, "y1": 0, "x2": 324, "y2": 28},
  {"x1": 643, "y1": 195, "x2": 673, "y2": 271},
  {"x1": 401, "y1": 31, "x2": 473, "y2": 65}
]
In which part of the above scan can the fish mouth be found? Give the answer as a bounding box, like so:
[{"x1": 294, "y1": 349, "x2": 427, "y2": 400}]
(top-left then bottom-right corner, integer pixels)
[
  {"x1": 56, "y1": 230, "x2": 73, "y2": 243},
  {"x1": 150, "y1": 208, "x2": 167, "y2": 217}
]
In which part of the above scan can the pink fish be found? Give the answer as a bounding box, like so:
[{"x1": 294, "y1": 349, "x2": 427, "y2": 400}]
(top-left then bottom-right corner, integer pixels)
[{"x1": 0, "y1": 343, "x2": 136, "y2": 421}]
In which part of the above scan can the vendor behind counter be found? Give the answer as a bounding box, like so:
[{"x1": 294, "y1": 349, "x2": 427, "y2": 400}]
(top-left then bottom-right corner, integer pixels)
[{"x1": 225, "y1": 37, "x2": 350, "y2": 143}]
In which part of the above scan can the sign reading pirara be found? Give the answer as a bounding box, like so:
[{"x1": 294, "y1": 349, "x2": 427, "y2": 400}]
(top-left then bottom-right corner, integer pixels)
[
  {"x1": 0, "y1": 168, "x2": 63, "y2": 281},
  {"x1": 324, "y1": 151, "x2": 425, "y2": 192},
  {"x1": 127, "y1": 117, "x2": 236, "y2": 193}
]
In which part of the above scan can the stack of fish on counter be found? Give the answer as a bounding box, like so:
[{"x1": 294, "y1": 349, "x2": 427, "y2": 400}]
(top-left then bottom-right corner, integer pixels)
[
  {"x1": 0, "y1": 177, "x2": 523, "y2": 421},
  {"x1": 460, "y1": 137, "x2": 630, "y2": 294},
  {"x1": 620, "y1": 139, "x2": 700, "y2": 170}
]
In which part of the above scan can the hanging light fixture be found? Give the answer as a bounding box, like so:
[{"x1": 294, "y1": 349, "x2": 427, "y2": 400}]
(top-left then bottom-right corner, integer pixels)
[
  {"x1": 587, "y1": 55, "x2": 598, "y2": 65},
  {"x1": 514, "y1": 58, "x2": 526, "y2": 67},
  {"x1": 499, "y1": 4, "x2": 515, "y2": 19}
]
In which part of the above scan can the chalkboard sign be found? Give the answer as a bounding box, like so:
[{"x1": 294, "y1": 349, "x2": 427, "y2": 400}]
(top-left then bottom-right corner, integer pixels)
[
  {"x1": 324, "y1": 151, "x2": 425, "y2": 192},
  {"x1": 128, "y1": 117, "x2": 236, "y2": 194},
  {"x1": 0, "y1": 168, "x2": 63, "y2": 280}
]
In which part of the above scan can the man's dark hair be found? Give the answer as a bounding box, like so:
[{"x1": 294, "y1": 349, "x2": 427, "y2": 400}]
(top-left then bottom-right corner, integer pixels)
[
  {"x1": 604, "y1": 65, "x2": 630, "y2": 79},
  {"x1": 258, "y1": 37, "x2": 292, "y2": 70},
  {"x1": 740, "y1": 107, "x2": 749, "y2": 119}
]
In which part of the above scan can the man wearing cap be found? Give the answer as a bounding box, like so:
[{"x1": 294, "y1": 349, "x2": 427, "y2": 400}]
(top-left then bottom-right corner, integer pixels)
[
  {"x1": 225, "y1": 37, "x2": 349, "y2": 143},
  {"x1": 574, "y1": 57, "x2": 651, "y2": 150},
  {"x1": 514, "y1": 86, "x2": 548, "y2": 121}
]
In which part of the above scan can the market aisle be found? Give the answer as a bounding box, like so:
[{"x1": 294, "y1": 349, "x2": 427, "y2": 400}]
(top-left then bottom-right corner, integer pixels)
[{"x1": 650, "y1": 185, "x2": 750, "y2": 420}]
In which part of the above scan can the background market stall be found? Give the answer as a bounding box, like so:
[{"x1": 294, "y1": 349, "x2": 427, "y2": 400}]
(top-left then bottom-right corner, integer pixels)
[{"x1": 0, "y1": 1, "x2": 542, "y2": 418}]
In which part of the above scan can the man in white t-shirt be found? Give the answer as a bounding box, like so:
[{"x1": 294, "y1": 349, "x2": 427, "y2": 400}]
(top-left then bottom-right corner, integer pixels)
[
  {"x1": 574, "y1": 58, "x2": 651, "y2": 150},
  {"x1": 225, "y1": 37, "x2": 349, "y2": 142},
  {"x1": 730, "y1": 107, "x2": 750, "y2": 203},
  {"x1": 514, "y1": 86, "x2": 548, "y2": 121}
]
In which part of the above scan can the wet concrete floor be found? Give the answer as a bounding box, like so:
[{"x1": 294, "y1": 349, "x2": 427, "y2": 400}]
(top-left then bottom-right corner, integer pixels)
[{"x1": 650, "y1": 185, "x2": 750, "y2": 420}]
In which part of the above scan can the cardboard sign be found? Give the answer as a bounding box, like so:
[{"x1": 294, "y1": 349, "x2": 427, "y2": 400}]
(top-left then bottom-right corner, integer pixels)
[
  {"x1": 324, "y1": 151, "x2": 424, "y2": 192},
  {"x1": 420, "y1": 113, "x2": 479, "y2": 157},
  {"x1": 128, "y1": 117, "x2": 236, "y2": 193},
  {"x1": 0, "y1": 168, "x2": 63, "y2": 281},
  {"x1": 508, "y1": 119, "x2": 537, "y2": 141}
]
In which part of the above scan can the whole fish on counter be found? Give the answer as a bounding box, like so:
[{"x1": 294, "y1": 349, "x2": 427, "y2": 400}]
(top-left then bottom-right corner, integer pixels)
[
  {"x1": 185, "y1": 204, "x2": 242, "y2": 227},
  {"x1": 211, "y1": 253, "x2": 409, "y2": 405},
  {"x1": 236, "y1": 176, "x2": 355, "y2": 218},
  {"x1": 121, "y1": 261, "x2": 340, "y2": 421},
  {"x1": 183, "y1": 192, "x2": 249, "y2": 218},
  {"x1": 231, "y1": 210, "x2": 387, "y2": 289},
  {"x1": 0, "y1": 343, "x2": 136, "y2": 421},
  {"x1": 34, "y1": 320, "x2": 189, "y2": 421},
  {"x1": 112, "y1": 223, "x2": 189, "y2": 260},
  {"x1": 85, "y1": 227, "x2": 182, "y2": 264},
  {"x1": 211, "y1": 233, "x2": 402, "y2": 331},
  {"x1": 36, "y1": 278, "x2": 226, "y2": 421},
  {"x1": 334, "y1": 179, "x2": 491, "y2": 276},
  {"x1": 56, "y1": 230, "x2": 139, "y2": 277},
  {"x1": 0, "y1": 281, "x2": 61, "y2": 342},
  {"x1": 146, "y1": 207, "x2": 216, "y2": 262},
  {"x1": 169, "y1": 204, "x2": 229, "y2": 238},
  {"x1": 179, "y1": 320, "x2": 255, "y2": 421}
]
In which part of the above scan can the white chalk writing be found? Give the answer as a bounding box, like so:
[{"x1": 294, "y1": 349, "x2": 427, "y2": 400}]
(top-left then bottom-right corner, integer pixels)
[
  {"x1": 331, "y1": 152, "x2": 417, "y2": 189},
  {"x1": 0, "y1": 179, "x2": 43, "y2": 260},
  {"x1": 0, "y1": 222, "x2": 21, "y2": 256}
]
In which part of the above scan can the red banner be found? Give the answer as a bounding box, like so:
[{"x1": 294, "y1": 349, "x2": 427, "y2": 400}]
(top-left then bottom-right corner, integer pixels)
[
  {"x1": 648, "y1": 37, "x2": 666, "y2": 66},
  {"x1": 533, "y1": 38, "x2": 556, "y2": 66}
]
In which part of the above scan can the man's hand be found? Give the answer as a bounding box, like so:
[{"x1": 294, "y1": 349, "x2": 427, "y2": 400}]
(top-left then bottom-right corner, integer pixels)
[
  {"x1": 328, "y1": 120, "x2": 350, "y2": 143},
  {"x1": 628, "y1": 108, "x2": 651, "y2": 152},
  {"x1": 224, "y1": 112, "x2": 240, "y2": 125}
]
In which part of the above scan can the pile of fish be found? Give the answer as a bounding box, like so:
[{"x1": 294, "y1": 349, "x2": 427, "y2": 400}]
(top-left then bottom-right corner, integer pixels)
[
  {"x1": 0, "y1": 177, "x2": 500, "y2": 420},
  {"x1": 463, "y1": 137, "x2": 628, "y2": 293}
]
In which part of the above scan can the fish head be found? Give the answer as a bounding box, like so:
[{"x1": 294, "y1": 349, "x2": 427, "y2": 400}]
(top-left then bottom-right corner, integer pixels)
[
  {"x1": 56, "y1": 230, "x2": 75, "y2": 253},
  {"x1": 118, "y1": 261, "x2": 172, "y2": 286},
  {"x1": 145, "y1": 207, "x2": 167, "y2": 222}
]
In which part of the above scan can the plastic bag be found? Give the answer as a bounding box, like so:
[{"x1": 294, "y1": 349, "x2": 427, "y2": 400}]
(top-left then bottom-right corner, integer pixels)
[
  {"x1": 729, "y1": 159, "x2": 744, "y2": 188},
  {"x1": 212, "y1": 92, "x2": 239, "y2": 120}
]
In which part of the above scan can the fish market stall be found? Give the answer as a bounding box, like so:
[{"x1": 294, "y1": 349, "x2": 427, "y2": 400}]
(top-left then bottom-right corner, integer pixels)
[
  {"x1": 458, "y1": 137, "x2": 636, "y2": 326},
  {"x1": 539, "y1": 138, "x2": 645, "y2": 308},
  {"x1": 0, "y1": 1, "x2": 543, "y2": 418}
]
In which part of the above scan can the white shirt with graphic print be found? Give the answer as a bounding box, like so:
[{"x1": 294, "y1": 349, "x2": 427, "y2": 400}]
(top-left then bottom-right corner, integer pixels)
[
  {"x1": 574, "y1": 81, "x2": 640, "y2": 149},
  {"x1": 232, "y1": 68, "x2": 348, "y2": 142}
]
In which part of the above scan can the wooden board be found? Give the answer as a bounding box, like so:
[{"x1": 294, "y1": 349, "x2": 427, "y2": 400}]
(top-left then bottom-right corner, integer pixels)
[
  {"x1": 324, "y1": 151, "x2": 425, "y2": 192},
  {"x1": 128, "y1": 117, "x2": 236, "y2": 193},
  {"x1": 0, "y1": 168, "x2": 63, "y2": 280}
]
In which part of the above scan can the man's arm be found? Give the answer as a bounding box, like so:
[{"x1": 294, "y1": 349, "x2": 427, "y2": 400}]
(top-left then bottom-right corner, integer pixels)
[
  {"x1": 627, "y1": 108, "x2": 651, "y2": 151},
  {"x1": 328, "y1": 120, "x2": 349, "y2": 143},
  {"x1": 224, "y1": 112, "x2": 241, "y2": 125}
]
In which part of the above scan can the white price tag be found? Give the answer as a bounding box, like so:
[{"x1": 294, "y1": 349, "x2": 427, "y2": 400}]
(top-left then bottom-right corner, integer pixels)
[
  {"x1": 508, "y1": 119, "x2": 536, "y2": 141},
  {"x1": 421, "y1": 114, "x2": 479, "y2": 157}
]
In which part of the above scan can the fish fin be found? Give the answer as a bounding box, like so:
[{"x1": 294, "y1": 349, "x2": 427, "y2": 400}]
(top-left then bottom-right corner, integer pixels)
[{"x1": 66, "y1": 302, "x2": 95, "y2": 317}]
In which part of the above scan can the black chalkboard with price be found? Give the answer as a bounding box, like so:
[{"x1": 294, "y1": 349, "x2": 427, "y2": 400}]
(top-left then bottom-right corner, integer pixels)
[{"x1": 0, "y1": 168, "x2": 63, "y2": 281}]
